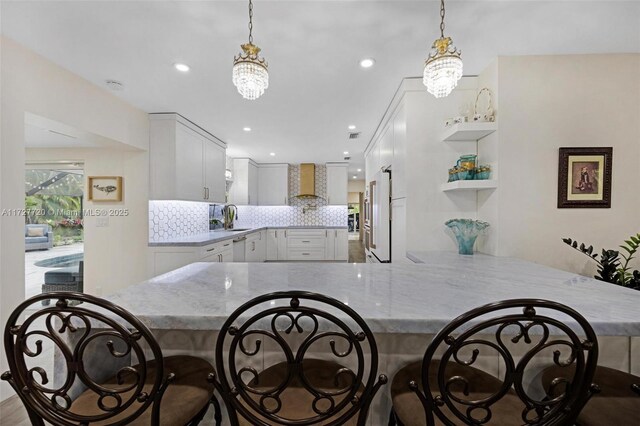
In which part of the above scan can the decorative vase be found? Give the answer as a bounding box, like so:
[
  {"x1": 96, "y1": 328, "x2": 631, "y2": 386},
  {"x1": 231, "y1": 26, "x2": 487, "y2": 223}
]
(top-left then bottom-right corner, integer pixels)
[{"x1": 445, "y1": 219, "x2": 490, "y2": 255}]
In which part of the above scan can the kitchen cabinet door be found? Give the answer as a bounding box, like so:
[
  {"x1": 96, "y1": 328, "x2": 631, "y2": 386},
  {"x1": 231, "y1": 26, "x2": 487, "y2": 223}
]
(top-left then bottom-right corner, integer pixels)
[
  {"x1": 391, "y1": 198, "x2": 408, "y2": 263},
  {"x1": 325, "y1": 229, "x2": 335, "y2": 260},
  {"x1": 248, "y1": 162, "x2": 259, "y2": 205},
  {"x1": 334, "y1": 229, "x2": 349, "y2": 261},
  {"x1": 258, "y1": 164, "x2": 289, "y2": 205},
  {"x1": 277, "y1": 229, "x2": 288, "y2": 260},
  {"x1": 326, "y1": 163, "x2": 348, "y2": 205},
  {"x1": 230, "y1": 159, "x2": 259, "y2": 205},
  {"x1": 379, "y1": 123, "x2": 393, "y2": 170},
  {"x1": 392, "y1": 104, "x2": 406, "y2": 200},
  {"x1": 256, "y1": 231, "x2": 266, "y2": 262},
  {"x1": 266, "y1": 230, "x2": 278, "y2": 261},
  {"x1": 175, "y1": 123, "x2": 206, "y2": 201},
  {"x1": 204, "y1": 139, "x2": 226, "y2": 203}
]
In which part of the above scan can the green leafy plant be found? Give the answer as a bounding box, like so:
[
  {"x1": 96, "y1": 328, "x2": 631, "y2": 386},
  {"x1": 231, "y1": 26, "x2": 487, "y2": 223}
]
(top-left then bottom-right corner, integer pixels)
[{"x1": 562, "y1": 233, "x2": 640, "y2": 290}]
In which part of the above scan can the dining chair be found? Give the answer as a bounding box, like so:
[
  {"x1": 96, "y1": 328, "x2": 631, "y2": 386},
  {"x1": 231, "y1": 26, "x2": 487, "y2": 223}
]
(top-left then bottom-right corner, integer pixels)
[
  {"x1": 389, "y1": 299, "x2": 600, "y2": 425},
  {"x1": 540, "y1": 364, "x2": 639, "y2": 425},
  {"x1": 208, "y1": 290, "x2": 387, "y2": 426},
  {"x1": 2, "y1": 292, "x2": 216, "y2": 425}
]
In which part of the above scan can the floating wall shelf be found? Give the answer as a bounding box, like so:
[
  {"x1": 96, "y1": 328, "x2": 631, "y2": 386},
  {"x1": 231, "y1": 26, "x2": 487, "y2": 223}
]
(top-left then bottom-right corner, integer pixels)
[
  {"x1": 441, "y1": 180, "x2": 498, "y2": 192},
  {"x1": 441, "y1": 122, "x2": 497, "y2": 142}
]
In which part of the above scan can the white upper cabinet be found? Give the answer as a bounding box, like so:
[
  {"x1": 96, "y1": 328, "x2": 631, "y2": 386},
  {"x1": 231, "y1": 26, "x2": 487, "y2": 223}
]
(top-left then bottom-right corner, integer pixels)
[
  {"x1": 379, "y1": 123, "x2": 393, "y2": 170},
  {"x1": 392, "y1": 104, "x2": 406, "y2": 200},
  {"x1": 258, "y1": 164, "x2": 289, "y2": 205},
  {"x1": 229, "y1": 158, "x2": 259, "y2": 205},
  {"x1": 326, "y1": 163, "x2": 348, "y2": 205},
  {"x1": 150, "y1": 113, "x2": 227, "y2": 202},
  {"x1": 204, "y1": 139, "x2": 226, "y2": 203}
]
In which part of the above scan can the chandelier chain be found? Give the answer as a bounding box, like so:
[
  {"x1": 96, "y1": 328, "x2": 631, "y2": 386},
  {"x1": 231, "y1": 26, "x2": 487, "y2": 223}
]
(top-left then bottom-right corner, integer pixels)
[
  {"x1": 440, "y1": 0, "x2": 446, "y2": 38},
  {"x1": 248, "y1": 0, "x2": 254, "y2": 44}
]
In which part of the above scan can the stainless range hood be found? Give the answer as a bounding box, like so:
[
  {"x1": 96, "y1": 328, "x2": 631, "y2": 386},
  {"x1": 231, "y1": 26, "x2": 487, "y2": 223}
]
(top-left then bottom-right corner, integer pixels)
[{"x1": 294, "y1": 163, "x2": 322, "y2": 199}]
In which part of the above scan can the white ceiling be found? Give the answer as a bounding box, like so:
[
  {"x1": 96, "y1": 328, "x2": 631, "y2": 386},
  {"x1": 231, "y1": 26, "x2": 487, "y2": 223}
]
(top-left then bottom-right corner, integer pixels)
[{"x1": 3, "y1": 1, "x2": 639, "y2": 177}]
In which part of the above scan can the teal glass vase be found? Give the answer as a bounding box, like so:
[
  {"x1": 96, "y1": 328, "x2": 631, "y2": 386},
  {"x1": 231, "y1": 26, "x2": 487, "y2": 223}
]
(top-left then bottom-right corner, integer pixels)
[{"x1": 445, "y1": 219, "x2": 490, "y2": 255}]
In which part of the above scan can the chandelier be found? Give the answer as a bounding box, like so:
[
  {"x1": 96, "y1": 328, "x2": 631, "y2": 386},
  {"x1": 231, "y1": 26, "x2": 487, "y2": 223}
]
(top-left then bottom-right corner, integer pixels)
[
  {"x1": 423, "y1": 0, "x2": 463, "y2": 98},
  {"x1": 233, "y1": 0, "x2": 269, "y2": 100}
]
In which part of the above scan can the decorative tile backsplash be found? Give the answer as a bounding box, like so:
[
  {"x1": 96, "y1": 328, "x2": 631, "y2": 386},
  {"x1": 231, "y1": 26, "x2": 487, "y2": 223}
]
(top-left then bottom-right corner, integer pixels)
[
  {"x1": 235, "y1": 205, "x2": 347, "y2": 228},
  {"x1": 149, "y1": 200, "x2": 209, "y2": 241},
  {"x1": 149, "y1": 164, "x2": 347, "y2": 241}
]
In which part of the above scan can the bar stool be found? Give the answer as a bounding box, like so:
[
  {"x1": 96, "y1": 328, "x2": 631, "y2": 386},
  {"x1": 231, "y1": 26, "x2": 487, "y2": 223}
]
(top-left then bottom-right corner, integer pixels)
[
  {"x1": 208, "y1": 291, "x2": 387, "y2": 426},
  {"x1": 540, "y1": 364, "x2": 639, "y2": 425},
  {"x1": 2, "y1": 292, "x2": 216, "y2": 425},
  {"x1": 389, "y1": 299, "x2": 599, "y2": 425}
]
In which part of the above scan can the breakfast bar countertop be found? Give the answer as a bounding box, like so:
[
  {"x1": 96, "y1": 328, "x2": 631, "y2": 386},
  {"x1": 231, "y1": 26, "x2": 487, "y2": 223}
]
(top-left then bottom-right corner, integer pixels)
[{"x1": 107, "y1": 252, "x2": 640, "y2": 336}]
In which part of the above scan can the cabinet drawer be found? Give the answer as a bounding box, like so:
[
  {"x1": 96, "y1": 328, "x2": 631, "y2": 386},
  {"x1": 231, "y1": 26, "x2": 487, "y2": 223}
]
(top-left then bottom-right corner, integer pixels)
[
  {"x1": 286, "y1": 229, "x2": 326, "y2": 238},
  {"x1": 287, "y1": 236, "x2": 325, "y2": 248},
  {"x1": 199, "y1": 240, "x2": 232, "y2": 258},
  {"x1": 287, "y1": 248, "x2": 325, "y2": 261}
]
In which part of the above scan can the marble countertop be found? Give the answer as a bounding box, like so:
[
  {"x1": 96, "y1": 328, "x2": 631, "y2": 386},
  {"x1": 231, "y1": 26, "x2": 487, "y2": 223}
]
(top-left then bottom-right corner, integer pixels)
[
  {"x1": 107, "y1": 254, "x2": 640, "y2": 335},
  {"x1": 149, "y1": 226, "x2": 348, "y2": 247}
]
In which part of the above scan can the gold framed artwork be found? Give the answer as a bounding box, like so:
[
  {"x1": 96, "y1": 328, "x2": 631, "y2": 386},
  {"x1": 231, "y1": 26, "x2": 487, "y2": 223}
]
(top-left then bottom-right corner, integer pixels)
[
  {"x1": 557, "y1": 147, "x2": 612, "y2": 208},
  {"x1": 88, "y1": 176, "x2": 123, "y2": 202}
]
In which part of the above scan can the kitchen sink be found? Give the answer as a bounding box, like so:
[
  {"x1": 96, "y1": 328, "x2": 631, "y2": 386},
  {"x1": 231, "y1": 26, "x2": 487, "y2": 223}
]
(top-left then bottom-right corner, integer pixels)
[{"x1": 228, "y1": 228, "x2": 251, "y2": 232}]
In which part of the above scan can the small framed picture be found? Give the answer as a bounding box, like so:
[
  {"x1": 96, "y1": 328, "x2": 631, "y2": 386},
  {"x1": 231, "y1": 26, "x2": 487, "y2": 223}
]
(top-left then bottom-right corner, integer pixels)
[
  {"x1": 557, "y1": 147, "x2": 612, "y2": 208},
  {"x1": 88, "y1": 176, "x2": 123, "y2": 202}
]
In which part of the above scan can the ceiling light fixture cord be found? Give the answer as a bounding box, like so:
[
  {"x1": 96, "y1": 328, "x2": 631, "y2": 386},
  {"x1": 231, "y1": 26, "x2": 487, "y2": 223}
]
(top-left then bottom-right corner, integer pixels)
[
  {"x1": 248, "y1": 0, "x2": 254, "y2": 44},
  {"x1": 440, "y1": 0, "x2": 445, "y2": 38}
]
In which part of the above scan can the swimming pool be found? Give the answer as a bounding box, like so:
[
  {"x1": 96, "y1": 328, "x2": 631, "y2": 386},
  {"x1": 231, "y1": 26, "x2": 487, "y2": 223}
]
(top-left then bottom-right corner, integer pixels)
[{"x1": 35, "y1": 253, "x2": 83, "y2": 268}]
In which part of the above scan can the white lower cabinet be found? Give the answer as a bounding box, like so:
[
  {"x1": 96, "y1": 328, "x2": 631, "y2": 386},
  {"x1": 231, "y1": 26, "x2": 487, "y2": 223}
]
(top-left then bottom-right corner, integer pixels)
[
  {"x1": 151, "y1": 240, "x2": 234, "y2": 276},
  {"x1": 324, "y1": 229, "x2": 348, "y2": 261},
  {"x1": 152, "y1": 228, "x2": 348, "y2": 272},
  {"x1": 245, "y1": 231, "x2": 266, "y2": 262}
]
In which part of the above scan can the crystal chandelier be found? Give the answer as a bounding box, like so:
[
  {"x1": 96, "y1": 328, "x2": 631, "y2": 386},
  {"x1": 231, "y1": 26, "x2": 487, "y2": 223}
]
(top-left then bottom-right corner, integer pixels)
[
  {"x1": 233, "y1": 0, "x2": 269, "y2": 100},
  {"x1": 423, "y1": 0, "x2": 463, "y2": 98}
]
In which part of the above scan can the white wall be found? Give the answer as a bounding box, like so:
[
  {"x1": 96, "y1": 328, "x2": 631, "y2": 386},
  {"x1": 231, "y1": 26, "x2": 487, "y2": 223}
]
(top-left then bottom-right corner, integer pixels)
[
  {"x1": 482, "y1": 54, "x2": 640, "y2": 276},
  {"x1": 0, "y1": 36, "x2": 150, "y2": 401},
  {"x1": 348, "y1": 179, "x2": 365, "y2": 193}
]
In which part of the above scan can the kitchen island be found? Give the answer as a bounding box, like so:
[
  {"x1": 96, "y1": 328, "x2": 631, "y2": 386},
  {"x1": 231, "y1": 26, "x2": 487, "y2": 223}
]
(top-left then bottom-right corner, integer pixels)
[{"x1": 105, "y1": 253, "x2": 640, "y2": 425}]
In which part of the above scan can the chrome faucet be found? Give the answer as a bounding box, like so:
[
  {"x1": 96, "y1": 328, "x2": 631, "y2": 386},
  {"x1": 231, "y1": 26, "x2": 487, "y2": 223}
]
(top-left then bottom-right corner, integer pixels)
[{"x1": 223, "y1": 204, "x2": 238, "y2": 230}]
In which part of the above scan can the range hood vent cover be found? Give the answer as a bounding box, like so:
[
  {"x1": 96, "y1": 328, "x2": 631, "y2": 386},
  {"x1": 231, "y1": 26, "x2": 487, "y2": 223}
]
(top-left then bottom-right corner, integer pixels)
[{"x1": 294, "y1": 163, "x2": 322, "y2": 199}]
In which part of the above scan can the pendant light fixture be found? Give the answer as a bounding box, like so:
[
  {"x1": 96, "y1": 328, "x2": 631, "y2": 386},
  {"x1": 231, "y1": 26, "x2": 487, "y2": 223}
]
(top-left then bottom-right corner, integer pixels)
[
  {"x1": 423, "y1": 0, "x2": 463, "y2": 98},
  {"x1": 233, "y1": 0, "x2": 269, "y2": 100}
]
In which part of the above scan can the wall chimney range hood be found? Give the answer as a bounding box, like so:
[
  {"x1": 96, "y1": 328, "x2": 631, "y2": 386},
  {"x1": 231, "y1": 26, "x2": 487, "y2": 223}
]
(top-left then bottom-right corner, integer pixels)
[{"x1": 294, "y1": 163, "x2": 322, "y2": 199}]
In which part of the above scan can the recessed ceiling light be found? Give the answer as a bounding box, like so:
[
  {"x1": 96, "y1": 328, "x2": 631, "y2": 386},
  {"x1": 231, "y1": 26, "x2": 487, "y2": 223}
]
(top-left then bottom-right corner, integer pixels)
[
  {"x1": 174, "y1": 63, "x2": 191, "y2": 72},
  {"x1": 357, "y1": 169, "x2": 362, "y2": 172},
  {"x1": 360, "y1": 58, "x2": 376, "y2": 68},
  {"x1": 243, "y1": 127, "x2": 252, "y2": 132},
  {"x1": 348, "y1": 125, "x2": 356, "y2": 130},
  {"x1": 353, "y1": 176, "x2": 358, "y2": 179},
  {"x1": 270, "y1": 152, "x2": 276, "y2": 156},
  {"x1": 343, "y1": 151, "x2": 349, "y2": 155}
]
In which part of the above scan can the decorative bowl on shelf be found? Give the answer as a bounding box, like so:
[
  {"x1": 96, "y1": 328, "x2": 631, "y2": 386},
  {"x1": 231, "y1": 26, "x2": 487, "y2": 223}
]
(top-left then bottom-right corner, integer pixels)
[{"x1": 445, "y1": 219, "x2": 490, "y2": 255}]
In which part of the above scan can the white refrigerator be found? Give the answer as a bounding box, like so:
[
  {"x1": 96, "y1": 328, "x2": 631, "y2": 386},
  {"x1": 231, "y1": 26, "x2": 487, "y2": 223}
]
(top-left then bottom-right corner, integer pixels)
[{"x1": 370, "y1": 170, "x2": 391, "y2": 263}]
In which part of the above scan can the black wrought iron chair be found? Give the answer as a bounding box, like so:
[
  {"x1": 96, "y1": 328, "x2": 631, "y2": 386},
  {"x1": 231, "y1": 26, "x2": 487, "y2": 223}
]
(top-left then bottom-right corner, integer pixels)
[
  {"x1": 389, "y1": 299, "x2": 599, "y2": 425},
  {"x1": 2, "y1": 292, "x2": 216, "y2": 425},
  {"x1": 540, "y1": 364, "x2": 639, "y2": 425},
  {"x1": 208, "y1": 291, "x2": 387, "y2": 426}
]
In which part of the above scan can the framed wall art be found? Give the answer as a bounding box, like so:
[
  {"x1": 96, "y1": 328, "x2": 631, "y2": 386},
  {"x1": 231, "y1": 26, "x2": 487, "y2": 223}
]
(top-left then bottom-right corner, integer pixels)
[
  {"x1": 88, "y1": 176, "x2": 123, "y2": 202},
  {"x1": 557, "y1": 147, "x2": 612, "y2": 208}
]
